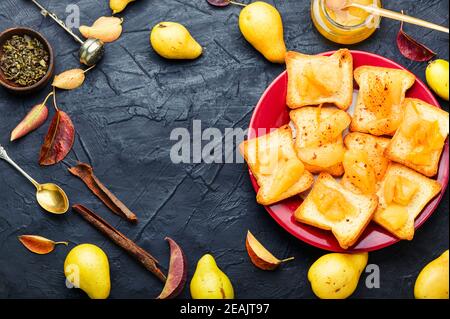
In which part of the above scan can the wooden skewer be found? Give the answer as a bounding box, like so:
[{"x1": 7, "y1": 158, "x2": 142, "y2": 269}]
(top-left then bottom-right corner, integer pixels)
[{"x1": 352, "y1": 3, "x2": 449, "y2": 34}]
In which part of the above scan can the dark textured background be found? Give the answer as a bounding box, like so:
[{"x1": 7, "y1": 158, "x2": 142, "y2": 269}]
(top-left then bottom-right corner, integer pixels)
[{"x1": 0, "y1": 0, "x2": 448, "y2": 299}]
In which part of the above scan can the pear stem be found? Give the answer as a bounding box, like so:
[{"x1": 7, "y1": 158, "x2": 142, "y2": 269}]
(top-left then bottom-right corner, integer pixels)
[
  {"x1": 280, "y1": 257, "x2": 295, "y2": 263},
  {"x1": 53, "y1": 241, "x2": 69, "y2": 246},
  {"x1": 230, "y1": 1, "x2": 247, "y2": 7},
  {"x1": 52, "y1": 87, "x2": 59, "y2": 112},
  {"x1": 41, "y1": 91, "x2": 54, "y2": 108},
  {"x1": 83, "y1": 65, "x2": 96, "y2": 74}
]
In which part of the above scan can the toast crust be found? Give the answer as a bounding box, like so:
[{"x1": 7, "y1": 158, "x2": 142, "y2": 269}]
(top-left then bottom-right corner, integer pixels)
[
  {"x1": 351, "y1": 66, "x2": 415, "y2": 136},
  {"x1": 286, "y1": 49, "x2": 353, "y2": 110}
]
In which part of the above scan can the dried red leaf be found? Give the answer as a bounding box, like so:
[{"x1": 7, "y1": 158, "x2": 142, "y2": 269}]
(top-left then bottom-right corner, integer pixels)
[
  {"x1": 39, "y1": 110, "x2": 75, "y2": 166},
  {"x1": 397, "y1": 21, "x2": 436, "y2": 62},
  {"x1": 68, "y1": 162, "x2": 138, "y2": 223},
  {"x1": 206, "y1": 0, "x2": 231, "y2": 7},
  {"x1": 18, "y1": 235, "x2": 68, "y2": 255}
]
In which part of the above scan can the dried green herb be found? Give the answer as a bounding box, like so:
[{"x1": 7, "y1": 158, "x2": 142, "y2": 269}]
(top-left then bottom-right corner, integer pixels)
[{"x1": 0, "y1": 35, "x2": 49, "y2": 87}]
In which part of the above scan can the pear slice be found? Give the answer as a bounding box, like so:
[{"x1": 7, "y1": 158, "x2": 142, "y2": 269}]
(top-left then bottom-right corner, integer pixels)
[
  {"x1": 246, "y1": 230, "x2": 294, "y2": 271},
  {"x1": 156, "y1": 237, "x2": 187, "y2": 299}
]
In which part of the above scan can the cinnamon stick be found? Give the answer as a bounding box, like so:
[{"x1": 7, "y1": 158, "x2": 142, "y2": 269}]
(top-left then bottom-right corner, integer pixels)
[
  {"x1": 72, "y1": 204, "x2": 166, "y2": 283},
  {"x1": 69, "y1": 163, "x2": 138, "y2": 223}
]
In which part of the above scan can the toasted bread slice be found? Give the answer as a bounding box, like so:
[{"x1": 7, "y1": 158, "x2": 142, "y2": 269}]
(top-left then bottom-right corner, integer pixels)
[
  {"x1": 342, "y1": 132, "x2": 391, "y2": 194},
  {"x1": 384, "y1": 98, "x2": 449, "y2": 177},
  {"x1": 373, "y1": 163, "x2": 442, "y2": 240},
  {"x1": 351, "y1": 66, "x2": 416, "y2": 136},
  {"x1": 290, "y1": 106, "x2": 351, "y2": 176},
  {"x1": 285, "y1": 49, "x2": 353, "y2": 110},
  {"x1": 295, "y1": 173, "x2": 378, "y2": 249},
  {"x1": 240, "y1": 125, "x2": 314, "y2": 205}
]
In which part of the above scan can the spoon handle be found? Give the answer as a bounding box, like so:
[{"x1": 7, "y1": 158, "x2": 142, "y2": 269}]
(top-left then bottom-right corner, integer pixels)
[
  {"x1": 30, "y1": 0, "x2": 84, "y2": 44},
  {"x1": 353, "y1": 3, "x2": 449, "y2": 33},
  {"x1": 0, "y1": 145, "x2": 40, "y2": 189}
]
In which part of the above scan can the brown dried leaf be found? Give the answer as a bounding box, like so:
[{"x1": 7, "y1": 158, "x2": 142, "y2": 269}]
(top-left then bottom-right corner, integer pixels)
[{"x1": 18, "y1": 235, "x2": 68, "y2": 255}]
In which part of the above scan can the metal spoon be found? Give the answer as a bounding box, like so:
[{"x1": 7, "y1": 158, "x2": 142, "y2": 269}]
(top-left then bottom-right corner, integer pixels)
[
  {"x1": 325, "y1": 0, "x2": 449, "y2": 33},
  {"x1": 30, "y1": 0, "x2": 105, "y2": 66},
  {"x1": 0, "y1": 145, "x2": 69, "y2": 214}
]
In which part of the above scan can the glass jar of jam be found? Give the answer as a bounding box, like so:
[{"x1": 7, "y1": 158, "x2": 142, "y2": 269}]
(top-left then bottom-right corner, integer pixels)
[{"x1": 311, "y1": 0, "x2": 382, "y2": 45}]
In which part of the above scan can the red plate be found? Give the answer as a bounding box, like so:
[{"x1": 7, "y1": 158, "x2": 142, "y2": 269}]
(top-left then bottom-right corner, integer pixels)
[{"x1": 247, "y1": 50, "x2": 449, "y2": 252}]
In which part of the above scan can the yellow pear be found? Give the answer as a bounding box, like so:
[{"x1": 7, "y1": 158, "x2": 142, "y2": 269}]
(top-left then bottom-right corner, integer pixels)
[
  {"x1": 308, "y1": 252, "x2": 368, "y2": 299},
  {"x1": 426, "y1": 59, "x2": 449, "y2": 101},
  {"x1": 64, "y1": 244, "x2": 111, "y2": 299},
  {"x1": 110, "y1": 0, "x2": 135, "y2": 14},
  {"x1": 414, "y1": 250, "x2": 449, "y2": 299},
  {"x1": 239, "y1": 1, "x2": 287, "y2": 63},
  {"x1": 150, "y1": 22, "x2": 202, "y2": 60},
  {"x1": 190, "y1": 254, "x2": 234, "y2": 299}
]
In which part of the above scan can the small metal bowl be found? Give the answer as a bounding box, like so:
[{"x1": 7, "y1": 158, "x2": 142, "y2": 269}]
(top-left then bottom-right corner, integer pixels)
[{"x1": 0, "y1": 27, "x2": 54, "y2": 95}]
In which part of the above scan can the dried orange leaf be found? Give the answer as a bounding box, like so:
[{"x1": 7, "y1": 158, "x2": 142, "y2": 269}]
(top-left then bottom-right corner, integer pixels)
[
  {"x1": 79, "y1": 16, "x2": 123, "y2": 43},
  {"x1": 18, "y1": 235, "x2": 68, "y2": 255},
  {"x1": 52, "y1": 69, "x2": 84, "y2": 90}
]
